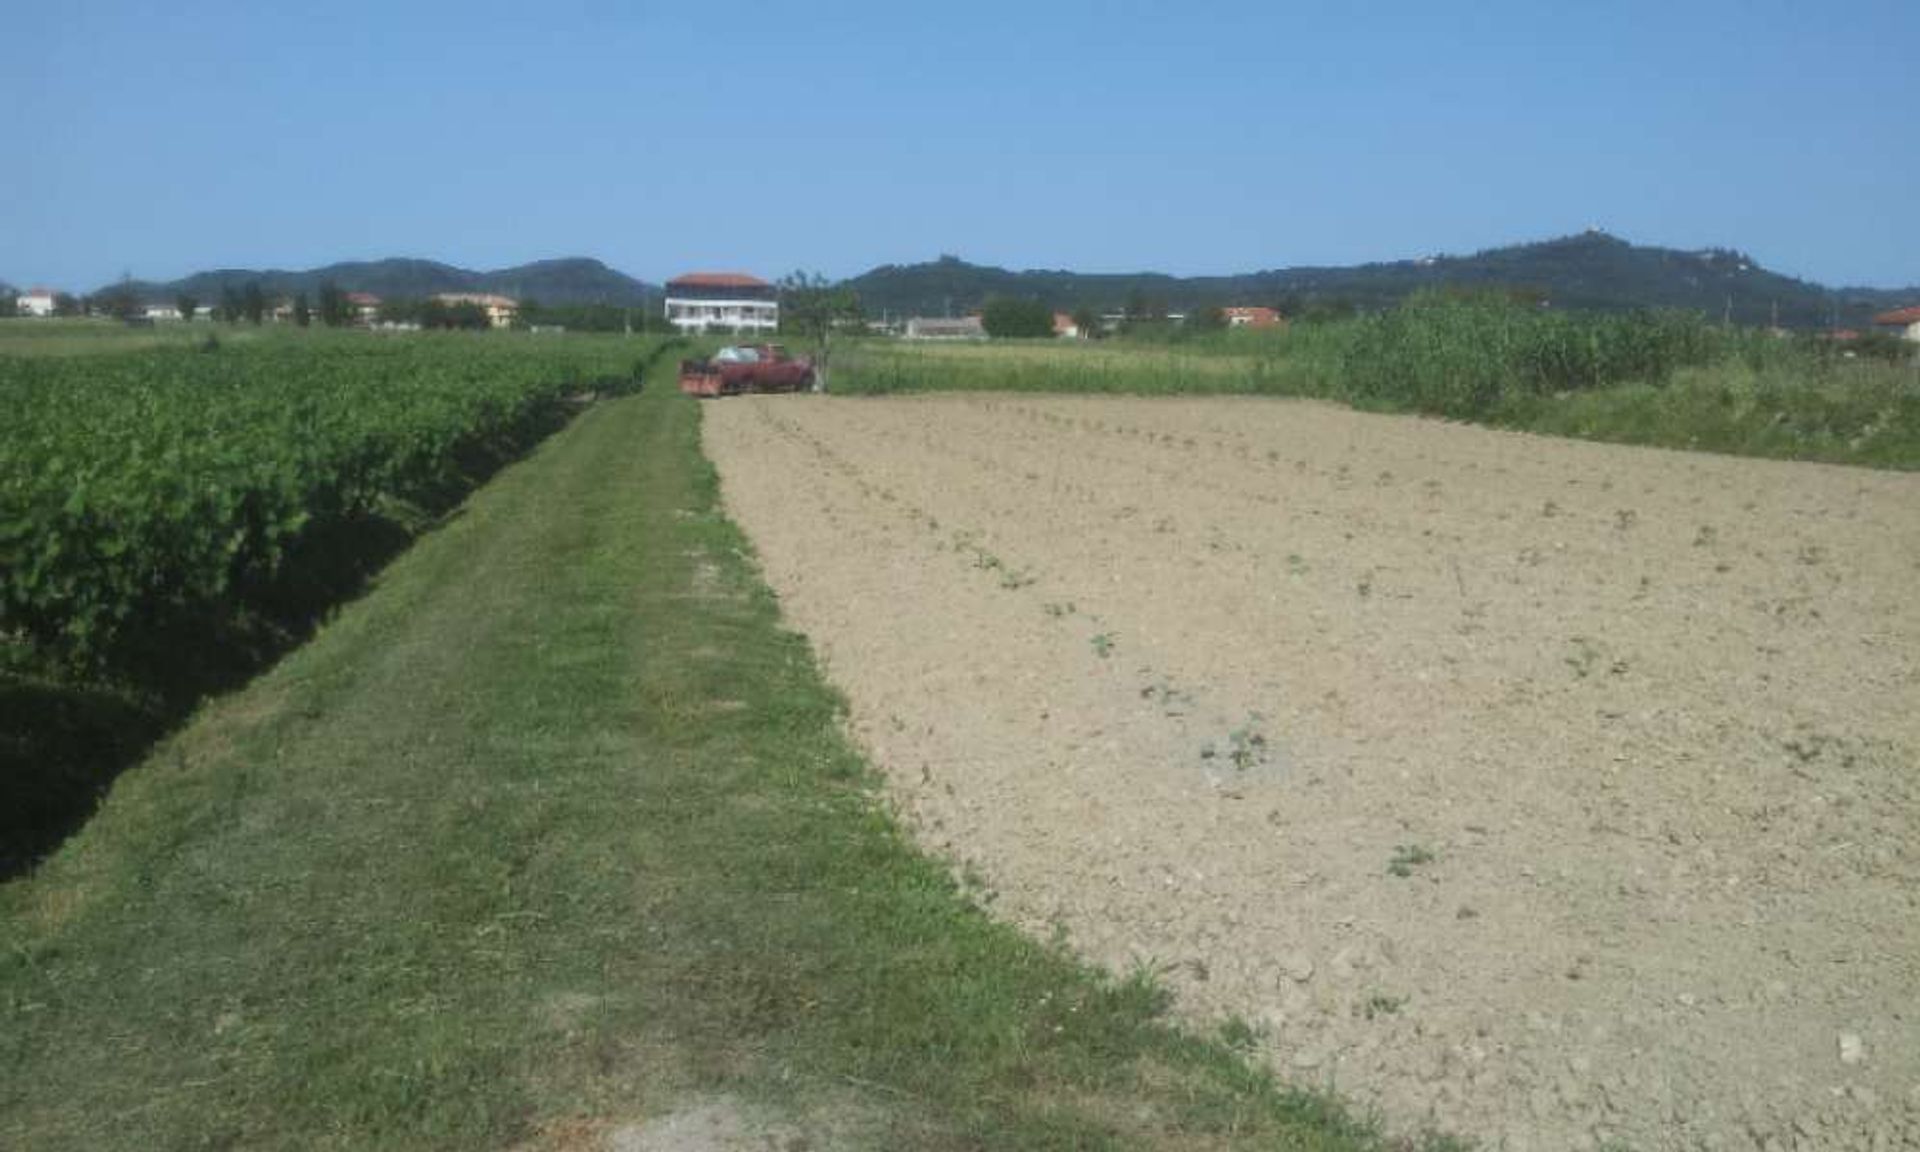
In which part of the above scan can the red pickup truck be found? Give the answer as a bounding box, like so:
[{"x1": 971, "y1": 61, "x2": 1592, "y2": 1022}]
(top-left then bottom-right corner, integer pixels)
[{"x1": 677, "y1": 344, "x2": 817, "y2": 397}]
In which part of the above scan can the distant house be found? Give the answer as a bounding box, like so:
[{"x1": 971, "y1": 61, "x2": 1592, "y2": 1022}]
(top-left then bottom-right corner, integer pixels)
[
  {"x1": 1222, "y1": 306, "x2": 1285, "y2": 329},
  {"x1": 16, "y1": 288, "x2": 57, "y2": 317},
  {"x1": 432, "y1": 293, "x2": 519, "y2": 328},
  {"x1": 904, "y1": 316, "x2": 985, "y2": 340},
  {"x1": 1872, "y1": 305, "x2": 1920, "y2": 343},
  {"x1": 142, "y1": 303, "x2": 181, "y2": 321},
  {"x1": 1052, "y1": 312, "x2": 1081, "y2": 339},
  {"x1": 347, "y1": 292, "x2": 382, "y2": 325},
  {"x1": 664, "y1": 273, "x2": 778, "y2": 333}
]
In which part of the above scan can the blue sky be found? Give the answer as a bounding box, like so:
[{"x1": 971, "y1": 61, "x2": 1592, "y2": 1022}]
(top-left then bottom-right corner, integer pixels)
[{"x1": 5, "y1": 0, "x2": 1917, "y2": 291}]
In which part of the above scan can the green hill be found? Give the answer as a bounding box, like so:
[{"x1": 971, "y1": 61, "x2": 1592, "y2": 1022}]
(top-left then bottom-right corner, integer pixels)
[
  {"x1": 847, "y1": 233, "x2": 1918, "y2": 329},
  {"x1": 108, "y1": 257, "x2": 656, "y2": 307}
]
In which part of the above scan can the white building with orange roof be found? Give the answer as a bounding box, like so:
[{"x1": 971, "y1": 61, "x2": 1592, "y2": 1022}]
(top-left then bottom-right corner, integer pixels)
[
  {"x1": 1222, "y1": 306, "x2": 1285, "y2": 328},
  {"x1": 347, "y1": 292, "x2": 382, "y2": 325},
  {"x1": 664, "y1": 272, "x2": 778, "y2": 333},
  {"x1": 1872, "y1": 305, "x2": 1920, "y2": 343}
]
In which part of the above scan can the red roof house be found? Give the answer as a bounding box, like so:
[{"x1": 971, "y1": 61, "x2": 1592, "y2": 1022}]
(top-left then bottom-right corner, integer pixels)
[
  {"x1": 1222, "y1": 306, "x2": 1285, "y2": 328},
  {"x1": 1873, "y1": 305, "x2": 1920, "y2": 341}
]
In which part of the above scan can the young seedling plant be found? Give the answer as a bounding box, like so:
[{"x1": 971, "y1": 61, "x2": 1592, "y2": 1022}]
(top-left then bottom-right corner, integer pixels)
[{"x1": 1388, "y1": 844, "x2": 1436, "y2": 878}]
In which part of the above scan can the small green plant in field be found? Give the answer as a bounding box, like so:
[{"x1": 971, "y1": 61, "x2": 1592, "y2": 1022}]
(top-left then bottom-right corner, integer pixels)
[
  {"x1": 1287, "y1": 553, "x2": 1309, "y2": 575},
  {"x1": 1141, "y1": 679, "x2": 1192, "y2": 716},
  {"x1": 1566, "y1": 636, "x2": 1601, "y2": 679},
  {"x1": 1042, "y1": 601, "x2": 1076, "y2": 618},
  {"x1": 1219, "y1": 1015, "x2": 1263, "y2": 1051},
  {"x1": 1090, "y1": 631, "x2": 1117, "y2": 659},
  {"x1": 1199, "y1": 715, "x2": 1270, "y2": 772},
  {"x1": 1388, "y1": 844, "x2": 1436, "y2": 878},
  {"x1": 1227, "y1": 719, "x2": 1268, "y2": 770},
  {"x1": 1362, "y1": 993, "x2": 1406, "y2": 1020},
  {"x1": 999, "y1": 567, "x2": 1036, "y2": 590}
]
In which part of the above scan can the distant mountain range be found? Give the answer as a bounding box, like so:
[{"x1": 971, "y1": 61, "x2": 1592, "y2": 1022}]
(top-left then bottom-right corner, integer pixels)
[
  {"x1": 102, "y1": 257, "x2": 657, "y2": 308},
  {"x1": 8, "y1": 233, "x2": 1913, "y2": 328},
  {"x1": 845, "y1": 233, "x2": 1919, "y2": 329}
]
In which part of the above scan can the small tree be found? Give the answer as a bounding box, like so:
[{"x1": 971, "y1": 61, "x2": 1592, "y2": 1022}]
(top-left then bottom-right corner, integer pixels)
[
  {"x1": 1070, "y1": 305, "x2": 1099, "y2": 339},
  {"x1": 420, "y1": 299, "x2": 488, "y2": 330},
  {"x1": 317, "y1": 281, "x2": 351, "y2": 327},
  {"x1": 241, "y1": 281, "x2": 267, "y2": 325},
  {"x1": 219, "y1": 285, "x2": 243, "y2": 323},
  {"x1": 980, "y1": 296, "x2": 1054, "y2": 338},
  {"x1": 0, "y1": 295, "x2": 15, "y2": 319},
  {"x1": 52, "y1": 292, "x2": 83, "y2": 318},
  {"x1": 778, "y1": 272, "x2": 863, "y2": 391},
  {"x1": 292, "y1": 292, "x2": 312, "y2": 327},
  {"x1": 94, "y1": 275, "x2": 142, "y2": 322},
  {"x1": 176, "y1": 294, "x2": 199, "y2": 322},
  {"x1": 1186, "y1": 304, "x2": 1228, "y2": 333},
  {"x1": 378, "y1": 298, "x2": 419, "y2": 326}
]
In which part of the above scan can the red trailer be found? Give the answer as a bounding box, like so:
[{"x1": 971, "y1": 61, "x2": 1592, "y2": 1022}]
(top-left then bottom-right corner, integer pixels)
[{"x1": 678, "y1": 344, "x2": 817, "y2": 397}]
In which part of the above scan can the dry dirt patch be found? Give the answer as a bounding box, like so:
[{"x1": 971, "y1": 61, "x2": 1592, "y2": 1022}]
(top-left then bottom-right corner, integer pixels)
[{"x1": 704, "y1": 394, "x2": 1920, "y2": 1152}]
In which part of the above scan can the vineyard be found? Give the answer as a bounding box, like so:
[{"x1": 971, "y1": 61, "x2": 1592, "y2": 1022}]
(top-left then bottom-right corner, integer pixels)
[
  {"x1": 2, "y1": 335, "x2": 661, "y2": 672},
  {"x1": 1, "y1": 332, "x2": 676, "y2": 870}
]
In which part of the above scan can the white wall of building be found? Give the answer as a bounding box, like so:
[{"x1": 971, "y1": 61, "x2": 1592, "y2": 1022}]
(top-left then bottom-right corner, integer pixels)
[{"x1": 664, "y1": 296, "x2": 778, "y2": 333}]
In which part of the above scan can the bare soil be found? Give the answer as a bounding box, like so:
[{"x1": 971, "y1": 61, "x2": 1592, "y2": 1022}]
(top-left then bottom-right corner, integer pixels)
[{"x1": 703, "y1": 394, "x2": 1920, "y2": 1152}]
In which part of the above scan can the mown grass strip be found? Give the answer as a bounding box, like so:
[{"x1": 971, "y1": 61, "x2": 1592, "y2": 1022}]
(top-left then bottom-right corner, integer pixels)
[{"x1": 2, "y1": 385, "x2": 1435, "y2": 1150}]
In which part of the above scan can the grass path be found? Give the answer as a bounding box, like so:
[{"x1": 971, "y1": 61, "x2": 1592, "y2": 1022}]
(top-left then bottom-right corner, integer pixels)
[{"x1": 2, "y1": 386, "x2": 1403, "y2": 1150}]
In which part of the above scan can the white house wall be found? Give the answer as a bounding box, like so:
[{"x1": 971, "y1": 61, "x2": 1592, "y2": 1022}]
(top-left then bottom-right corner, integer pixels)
[{"x1": 664, "y1": 295, "x2": 778, "y2": 332}]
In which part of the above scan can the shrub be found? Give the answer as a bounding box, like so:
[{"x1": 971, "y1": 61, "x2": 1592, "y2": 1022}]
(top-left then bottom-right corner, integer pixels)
[{"x1": 981, "y1": 296, "x2": 1056, "y2": 339}]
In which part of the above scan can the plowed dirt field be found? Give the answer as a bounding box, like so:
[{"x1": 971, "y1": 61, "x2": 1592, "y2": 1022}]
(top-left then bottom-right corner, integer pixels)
[{"x1": 704, "y1": 393, "x2": 1920, "y2": 1152}]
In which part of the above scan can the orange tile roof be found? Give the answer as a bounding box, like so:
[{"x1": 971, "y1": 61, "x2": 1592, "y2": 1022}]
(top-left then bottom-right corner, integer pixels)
[{"x1": 668, "y1": 272, "x2": 771, "y2": 289}]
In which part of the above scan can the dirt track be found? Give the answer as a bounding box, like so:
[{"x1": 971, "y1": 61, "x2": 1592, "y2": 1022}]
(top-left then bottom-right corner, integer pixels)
[{"x1": 703, "y1": 394, "x2": 1920, "y2": 1152}]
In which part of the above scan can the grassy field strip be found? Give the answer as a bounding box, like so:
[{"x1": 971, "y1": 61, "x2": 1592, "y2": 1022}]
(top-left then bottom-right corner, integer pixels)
[{"x1": 1, "y1": 386, "x2": 1416, "y2": 1150}]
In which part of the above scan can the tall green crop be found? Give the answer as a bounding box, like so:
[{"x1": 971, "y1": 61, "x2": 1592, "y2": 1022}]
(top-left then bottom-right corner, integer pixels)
[
  {"x1": 1, "y1": 336, "x2": 659, "y2": 673},
  {"x1": 1337, "y1": 292, "x2": 1721, "y2": 415}
]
